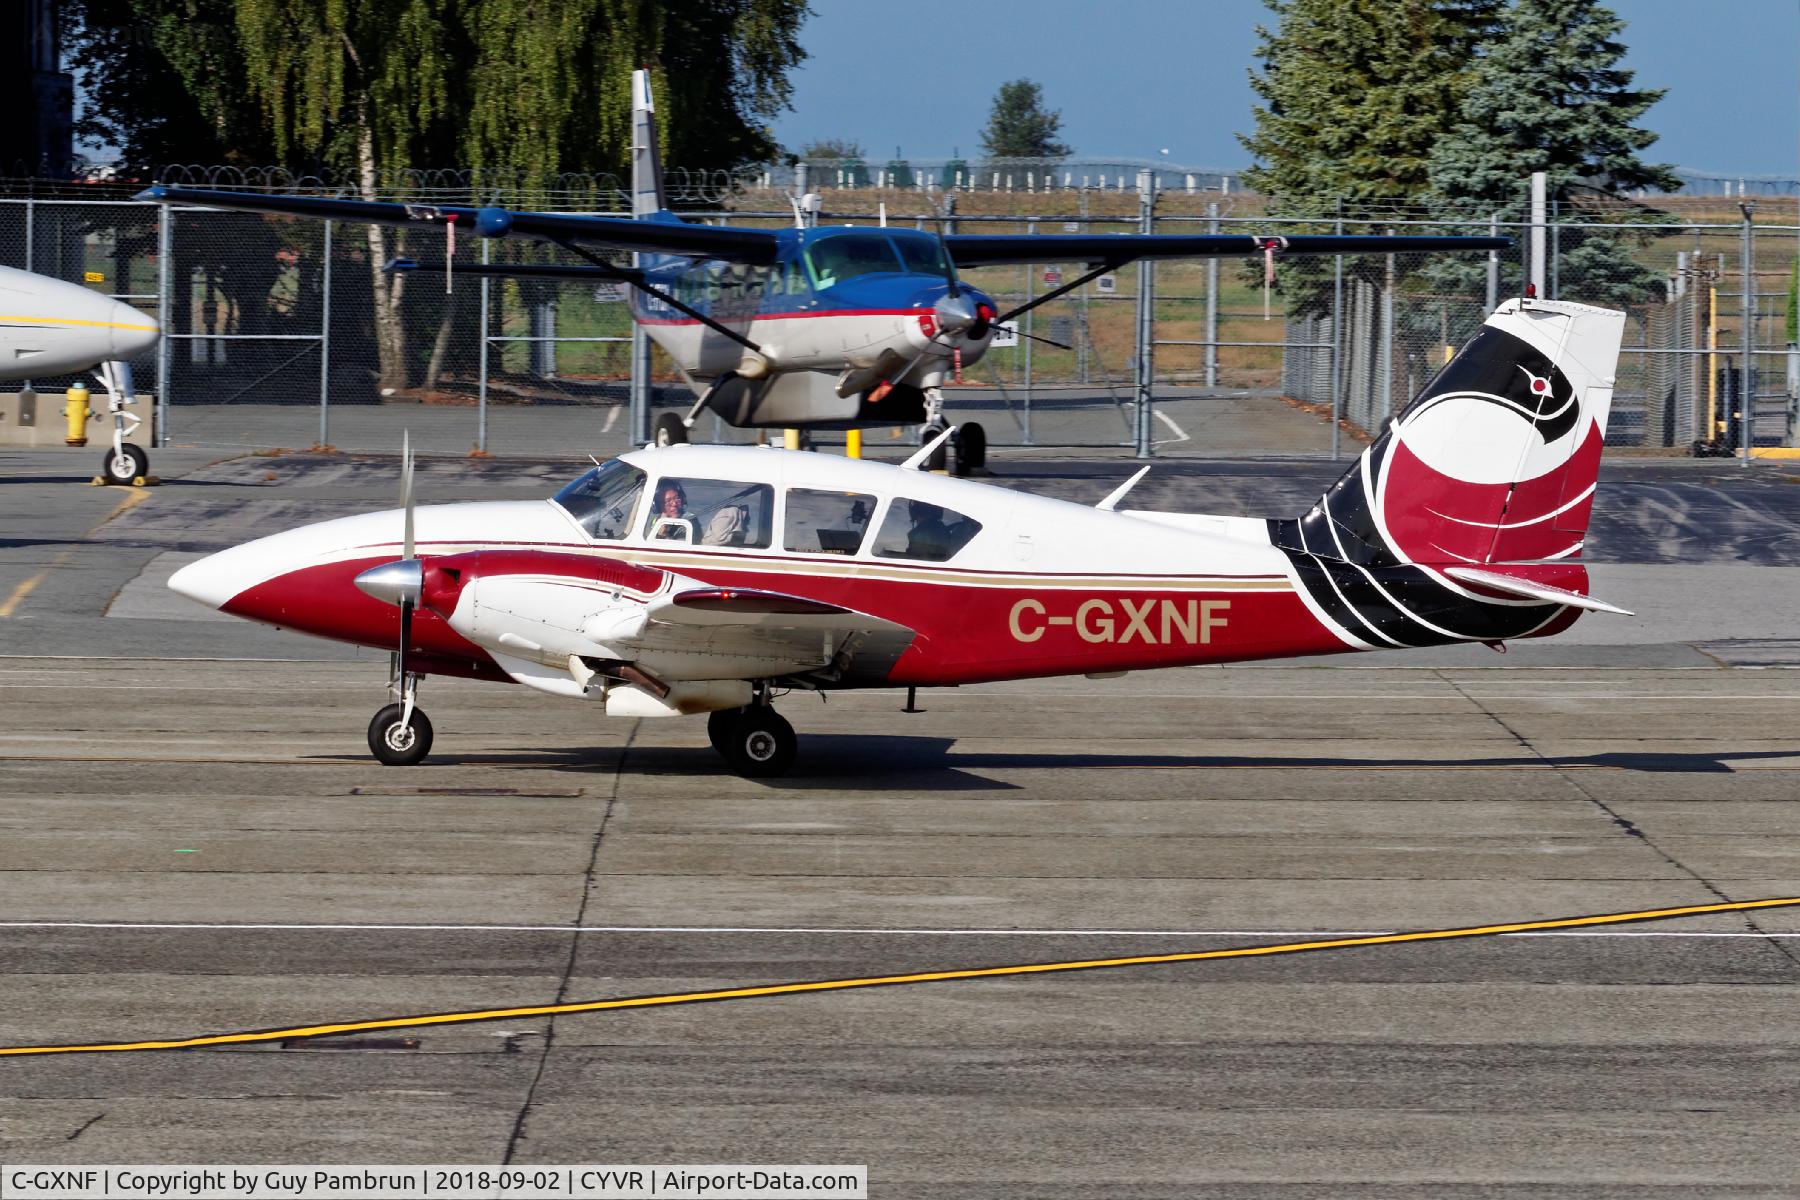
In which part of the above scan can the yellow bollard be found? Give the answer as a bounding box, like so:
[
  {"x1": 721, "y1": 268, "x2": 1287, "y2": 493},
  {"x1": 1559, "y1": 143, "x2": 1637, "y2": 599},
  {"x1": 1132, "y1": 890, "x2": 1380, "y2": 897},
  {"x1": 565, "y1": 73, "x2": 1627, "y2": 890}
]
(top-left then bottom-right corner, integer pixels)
[
  {"x1": 783, "y1": 427, "x2": 801, "y2": 450},
  {"x1": 845, "y1": 428, "x2": 863, "y2": 459},
  {"x1": 64, "y1": 387, "x2": 90, "y2": 447}
]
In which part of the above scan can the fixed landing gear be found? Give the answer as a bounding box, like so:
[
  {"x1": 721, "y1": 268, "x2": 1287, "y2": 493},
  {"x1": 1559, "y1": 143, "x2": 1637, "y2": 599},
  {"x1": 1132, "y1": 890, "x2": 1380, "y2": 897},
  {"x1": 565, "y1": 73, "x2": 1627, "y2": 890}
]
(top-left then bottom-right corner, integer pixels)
[
  {"x1": 708, "y1": 704, "x2": 796, "y2": 778},
  {"x1": 103, "y1": 442, "x2": 149, "y2": 485},
  {"x1": 368, "y1": 701, "x2": 433, "y2": 765},
  {"x1": 653, "y1": 411, "x2": 689, "y2": 446},
  {"x1": 369, "y1": 665, "x2": 432, "y2": 766}
]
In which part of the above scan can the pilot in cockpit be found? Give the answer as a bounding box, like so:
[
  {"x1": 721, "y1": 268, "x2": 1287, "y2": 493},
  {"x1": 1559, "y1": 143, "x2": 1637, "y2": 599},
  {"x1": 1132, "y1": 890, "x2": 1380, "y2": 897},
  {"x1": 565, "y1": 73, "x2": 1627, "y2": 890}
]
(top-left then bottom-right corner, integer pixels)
[{"x1": 653, "y1": 482, "x2": 694, "y2": 539}]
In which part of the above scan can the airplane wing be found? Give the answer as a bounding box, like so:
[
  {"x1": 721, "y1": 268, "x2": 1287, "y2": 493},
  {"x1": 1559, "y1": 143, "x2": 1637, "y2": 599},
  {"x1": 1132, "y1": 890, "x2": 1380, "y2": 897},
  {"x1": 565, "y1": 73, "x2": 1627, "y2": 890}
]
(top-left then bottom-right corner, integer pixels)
[
  {"x1": 133, "y1": 185, "x2": 781, "y2": 264},
  {"x1": 621, "y1": 586, "x2": 918, "y2": 683},
  {"x1": 945, "y1": 232, "x2": 1512, "y2": 268}
]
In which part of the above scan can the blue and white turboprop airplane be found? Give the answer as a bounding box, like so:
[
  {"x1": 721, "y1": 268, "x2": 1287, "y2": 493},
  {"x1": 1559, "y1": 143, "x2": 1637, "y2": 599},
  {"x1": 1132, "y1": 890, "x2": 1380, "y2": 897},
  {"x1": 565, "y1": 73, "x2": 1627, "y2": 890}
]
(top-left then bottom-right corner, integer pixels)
[{"x1": 139, "y1": 71, "x2": 1508, "y2": 463}]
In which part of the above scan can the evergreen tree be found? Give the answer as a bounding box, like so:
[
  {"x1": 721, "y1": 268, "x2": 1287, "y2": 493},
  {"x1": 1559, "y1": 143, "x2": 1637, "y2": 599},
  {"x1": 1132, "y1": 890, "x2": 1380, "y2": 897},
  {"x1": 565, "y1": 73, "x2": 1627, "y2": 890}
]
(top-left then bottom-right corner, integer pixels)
[
  {"x1": 1425, "y1": 0, "x2": 1679, "y2": 312},
  {"x1": 979, "y1": 80, "x2": 1069, "y2": 162},
  {"x1": 1241, "y1": 0, "x2": 1500, "y2": 218}
]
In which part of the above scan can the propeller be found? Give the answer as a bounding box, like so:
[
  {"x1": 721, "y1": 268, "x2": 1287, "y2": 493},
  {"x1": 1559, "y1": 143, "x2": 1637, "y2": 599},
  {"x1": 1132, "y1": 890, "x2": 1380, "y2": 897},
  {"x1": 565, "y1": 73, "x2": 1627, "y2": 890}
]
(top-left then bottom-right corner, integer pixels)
[
  {"x1": 870, "y1": 211, "x2": 992, "y2": 401},
  {"x1": 352, "y1": 432, "x2": 425, "y2": 727}
]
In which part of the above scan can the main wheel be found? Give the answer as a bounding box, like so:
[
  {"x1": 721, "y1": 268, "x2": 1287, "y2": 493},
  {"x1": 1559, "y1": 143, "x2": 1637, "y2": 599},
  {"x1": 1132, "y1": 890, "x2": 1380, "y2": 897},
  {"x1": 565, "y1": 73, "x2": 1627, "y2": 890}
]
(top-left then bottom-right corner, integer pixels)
[
  {"x1": 919, "y1": 421, "x2": 949, "y2": 473},
  {"x1": 103, "y1": 442, "x2": 148, "y2": 485},
  {"x1": 721, "y1": 706, "x2": 796, "y2": 778},
  {"x1": 707, "y1": 707, "x2": 741, "y2": 756},
  {"x1": 952, "y1": 422, "x2": 987, "y2": 477},
  {"x1": 367, "y1": 703, "x2": 434, "y2": 766},
  {"x1": 653, "y1": 412, "x2": 689, "y2": 446}
]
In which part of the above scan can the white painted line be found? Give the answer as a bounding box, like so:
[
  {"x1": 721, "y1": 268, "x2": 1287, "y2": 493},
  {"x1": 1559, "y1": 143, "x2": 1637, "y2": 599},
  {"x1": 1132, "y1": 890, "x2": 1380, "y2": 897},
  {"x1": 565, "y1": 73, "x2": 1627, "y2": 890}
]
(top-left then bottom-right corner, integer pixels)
[
  {"x1": 602, "y1": 404, "x2": 621, "y2": 434},
  {"x1": 1153, "y1": 410, "x2": 1190, "y2": 444},
  {"x1": 0, "y1": 920, "x2": 1794, "y2": 939}
]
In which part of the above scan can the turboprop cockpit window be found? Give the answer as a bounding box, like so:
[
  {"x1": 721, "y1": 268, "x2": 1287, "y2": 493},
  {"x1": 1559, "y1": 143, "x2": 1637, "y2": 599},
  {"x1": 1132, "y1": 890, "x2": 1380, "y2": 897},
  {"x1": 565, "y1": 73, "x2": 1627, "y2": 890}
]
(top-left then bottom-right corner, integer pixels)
[
  {"x1": 646, "y1": 477, "x2": 774, "y2": 549},
  {"x1": 784, "y1": 488, "x2": 876, "y2": 555},
  {"x1": 552, "y1": 460, "x2": 646, "y2": 541},
  {"x1": 894, "y1": 234, "x2": 951, "y2": 277},
  {"x1": 806, "y1": 234, "x2": 904, "y2": 289},
  {"x1": 871, "y1": 498, "x2": 982, "y2": 563}
]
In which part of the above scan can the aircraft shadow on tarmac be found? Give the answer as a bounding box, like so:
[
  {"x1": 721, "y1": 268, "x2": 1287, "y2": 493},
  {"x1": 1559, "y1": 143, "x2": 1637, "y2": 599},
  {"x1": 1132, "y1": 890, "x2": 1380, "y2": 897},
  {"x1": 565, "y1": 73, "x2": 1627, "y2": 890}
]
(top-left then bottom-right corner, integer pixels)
[{"x1": 305, "y1": 739, "x2": 1799, "y2": 786}]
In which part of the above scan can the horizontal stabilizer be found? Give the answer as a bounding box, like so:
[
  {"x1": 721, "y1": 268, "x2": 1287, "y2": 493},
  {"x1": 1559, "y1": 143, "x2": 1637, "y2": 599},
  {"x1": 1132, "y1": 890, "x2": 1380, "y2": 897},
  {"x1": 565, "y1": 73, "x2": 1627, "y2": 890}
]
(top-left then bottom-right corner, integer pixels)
[{"x1": 1444, "y1": 567, "x2": 1633, "y2": 616}]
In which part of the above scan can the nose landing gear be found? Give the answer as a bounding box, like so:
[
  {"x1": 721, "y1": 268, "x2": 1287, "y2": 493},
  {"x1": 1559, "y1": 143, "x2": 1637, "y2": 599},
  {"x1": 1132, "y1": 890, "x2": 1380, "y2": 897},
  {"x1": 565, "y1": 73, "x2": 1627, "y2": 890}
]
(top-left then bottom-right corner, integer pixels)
[
  {"x1": 368, "y1": 701, "x2": 434, "y2": 766},
  {"x1": 369, "y1": 665, "x2": 432, "y2": 766},
  {"x1": 707, "y1": 702, "x2": 796, "y2": 778}
]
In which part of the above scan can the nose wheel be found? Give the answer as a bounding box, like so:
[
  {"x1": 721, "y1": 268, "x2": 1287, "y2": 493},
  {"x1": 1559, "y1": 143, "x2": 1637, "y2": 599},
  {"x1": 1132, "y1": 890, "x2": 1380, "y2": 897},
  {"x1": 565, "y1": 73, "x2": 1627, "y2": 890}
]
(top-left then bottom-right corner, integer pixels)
[
  {"x1": 709, "y1": 705, "x2": 796, "y2": 778},
  {"x1": 369, "y1": 702, "x2": 434, "y2": 766}
]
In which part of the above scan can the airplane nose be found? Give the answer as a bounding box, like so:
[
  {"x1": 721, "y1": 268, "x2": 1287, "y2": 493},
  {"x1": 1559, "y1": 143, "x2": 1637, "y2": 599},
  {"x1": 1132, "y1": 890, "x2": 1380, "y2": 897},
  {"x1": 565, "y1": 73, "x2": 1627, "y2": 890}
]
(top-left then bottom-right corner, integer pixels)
[
  {"x1": 107, "y1": 299, "x2": 160, "y2": 359},
  {"x1": 168, "y1": 549, "x2": 252, "y2": 610}
]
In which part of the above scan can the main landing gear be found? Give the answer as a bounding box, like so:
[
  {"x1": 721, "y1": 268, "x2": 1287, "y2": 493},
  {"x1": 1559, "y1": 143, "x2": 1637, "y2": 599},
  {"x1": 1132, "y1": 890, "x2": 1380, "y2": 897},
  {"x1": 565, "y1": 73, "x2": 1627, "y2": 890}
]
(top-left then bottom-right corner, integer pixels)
[
  {"x1": 707, "y1": 700, "x2": 797, "y2": 778},
  {"x1": 369, "y1": 667, "x2": 433, "y2": 766}
]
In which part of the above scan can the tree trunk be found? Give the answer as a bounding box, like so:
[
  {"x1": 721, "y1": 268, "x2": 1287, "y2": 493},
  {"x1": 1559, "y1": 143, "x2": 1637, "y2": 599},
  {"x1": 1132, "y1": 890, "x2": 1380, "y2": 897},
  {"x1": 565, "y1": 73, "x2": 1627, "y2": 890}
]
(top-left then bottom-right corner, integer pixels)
[
  {"x1": 357, "y1": 106, "x2": 408, "y2": 394},
  {"x1": 423, "y1": 289, "x2": 457, "y2": 395}
]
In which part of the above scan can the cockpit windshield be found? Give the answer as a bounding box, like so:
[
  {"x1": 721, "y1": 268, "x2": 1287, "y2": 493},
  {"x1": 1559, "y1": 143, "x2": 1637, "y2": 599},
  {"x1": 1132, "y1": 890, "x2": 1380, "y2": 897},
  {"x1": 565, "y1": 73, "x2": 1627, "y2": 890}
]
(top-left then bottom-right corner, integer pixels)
[
  {"x1": 805, "y1": 234, "x2": 905, "y2": 290},
  {"x1": 893, "y1": 232, "x2": 951, "y2": 277},
  {"x1": 552, "y1": 459, "x2": 645, "y2": 541}
]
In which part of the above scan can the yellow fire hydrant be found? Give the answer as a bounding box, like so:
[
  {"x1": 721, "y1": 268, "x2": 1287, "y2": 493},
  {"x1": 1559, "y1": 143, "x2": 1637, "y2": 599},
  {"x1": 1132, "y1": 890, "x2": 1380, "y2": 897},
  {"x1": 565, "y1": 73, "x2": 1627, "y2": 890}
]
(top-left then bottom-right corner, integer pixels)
[{"x1": 64, "y1": 386, "x2": 90, "y2": 447}]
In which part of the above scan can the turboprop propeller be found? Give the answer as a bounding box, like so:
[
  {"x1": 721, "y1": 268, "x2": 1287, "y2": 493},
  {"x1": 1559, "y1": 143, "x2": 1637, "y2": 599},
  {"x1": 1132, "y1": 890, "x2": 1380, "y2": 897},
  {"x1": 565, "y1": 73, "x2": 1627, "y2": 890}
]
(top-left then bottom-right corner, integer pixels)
[{"x1": 351, "y1": 433, "x2": 434, "y2": 764}]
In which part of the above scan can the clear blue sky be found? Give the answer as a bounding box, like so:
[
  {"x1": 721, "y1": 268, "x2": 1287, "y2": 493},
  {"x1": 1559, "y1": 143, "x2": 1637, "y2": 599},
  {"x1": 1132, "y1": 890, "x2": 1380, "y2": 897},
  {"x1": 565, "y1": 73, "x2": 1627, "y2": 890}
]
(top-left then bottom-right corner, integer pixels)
[{"x1": 770, "y1": 0, "x2": 1800, "y2": 175}]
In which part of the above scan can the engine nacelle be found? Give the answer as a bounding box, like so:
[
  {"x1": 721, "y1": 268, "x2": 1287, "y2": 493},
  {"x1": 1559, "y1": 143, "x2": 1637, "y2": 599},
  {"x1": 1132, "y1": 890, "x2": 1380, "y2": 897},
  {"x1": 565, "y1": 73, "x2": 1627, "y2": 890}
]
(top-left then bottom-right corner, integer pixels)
[{"x1": 421, "y1": 549, "x2": 677, "y2": 669}]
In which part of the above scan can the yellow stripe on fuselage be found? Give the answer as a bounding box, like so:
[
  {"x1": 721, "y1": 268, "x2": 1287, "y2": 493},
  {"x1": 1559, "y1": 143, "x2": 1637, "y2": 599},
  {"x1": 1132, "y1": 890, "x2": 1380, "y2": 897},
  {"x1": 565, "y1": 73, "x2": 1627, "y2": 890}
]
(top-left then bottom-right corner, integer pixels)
[{"x1": 0, "y1": 313, "x2": 159, "y2": 332}]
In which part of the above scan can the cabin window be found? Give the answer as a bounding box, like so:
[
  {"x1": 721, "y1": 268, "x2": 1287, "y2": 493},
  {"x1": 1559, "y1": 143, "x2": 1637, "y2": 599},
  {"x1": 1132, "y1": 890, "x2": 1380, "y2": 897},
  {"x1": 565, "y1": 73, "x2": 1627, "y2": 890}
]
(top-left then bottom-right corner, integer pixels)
[
  {"x1": 552, "y1": 460, "x2": 645, "y2": 541},
  {"x1": 806, "y1": 234, "x2": 904, "y2": 289},
  {"x1": 870, "y1": 497, "x2": 982, "y2": 562},
  {"x1": 645, "y1": 476, "x2": 774, "y2": 549},
  {"x1": 787, "y1": 261, "x2": 809, "y2": 295},
  {"x1": 784, "y1": 488, "x2": 876, "y2": 555}
]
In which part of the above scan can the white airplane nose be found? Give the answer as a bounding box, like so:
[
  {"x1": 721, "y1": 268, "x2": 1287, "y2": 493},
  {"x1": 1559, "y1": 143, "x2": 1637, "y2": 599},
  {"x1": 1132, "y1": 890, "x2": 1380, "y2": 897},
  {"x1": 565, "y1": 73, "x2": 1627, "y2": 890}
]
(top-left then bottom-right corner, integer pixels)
[
  {"x1": 107, "y1": 300, "x2": 160, "y2": 359},
  {"x1": 168, "y1": 549, "x2": 251, "y2": 610}
]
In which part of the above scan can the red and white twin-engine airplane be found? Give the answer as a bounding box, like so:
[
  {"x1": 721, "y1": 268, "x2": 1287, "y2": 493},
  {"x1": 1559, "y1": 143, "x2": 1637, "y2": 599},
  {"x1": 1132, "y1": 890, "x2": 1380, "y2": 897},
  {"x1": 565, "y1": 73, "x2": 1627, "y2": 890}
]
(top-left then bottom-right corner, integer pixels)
[{"x1": 170, "y1": 296, "x2": 1629, "y2": 776}]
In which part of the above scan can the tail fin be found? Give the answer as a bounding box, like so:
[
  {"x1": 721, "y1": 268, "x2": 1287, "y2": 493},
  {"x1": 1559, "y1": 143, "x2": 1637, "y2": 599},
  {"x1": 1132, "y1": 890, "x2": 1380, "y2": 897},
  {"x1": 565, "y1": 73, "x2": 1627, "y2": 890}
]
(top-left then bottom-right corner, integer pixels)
[
  {"x1": 1269, "y1": 297, "x2": 1626, "y2": 649},
  {"x1": 631, "y1": 68, "x2": 669, "y2": 218}
]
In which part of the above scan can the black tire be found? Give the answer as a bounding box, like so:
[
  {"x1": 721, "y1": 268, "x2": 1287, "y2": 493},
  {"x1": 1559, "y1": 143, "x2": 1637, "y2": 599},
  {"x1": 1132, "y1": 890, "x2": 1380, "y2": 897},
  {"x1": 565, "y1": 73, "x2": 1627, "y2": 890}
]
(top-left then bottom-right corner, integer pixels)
[
  {"x1": 919, "y1": 422, "x2": 949, "y2": 473},
  {"x1": 721, "y1": 706, "x2": 796, "y2": 778},
  {"x1": 367, "y1": 702, "x2": 433, "y2": 766},
  {"x1": 953, "y1": 421, "x2": 987, "y2": 476},
  {"x1": 653, "y1": 411, "x2": 689, "y2": 446},
  {"x1": 103, "y1": 442, "x2": 148, "y2": 485},
  {"x1": 707, "y1": 707, "x2": 740, "y2": 756}
]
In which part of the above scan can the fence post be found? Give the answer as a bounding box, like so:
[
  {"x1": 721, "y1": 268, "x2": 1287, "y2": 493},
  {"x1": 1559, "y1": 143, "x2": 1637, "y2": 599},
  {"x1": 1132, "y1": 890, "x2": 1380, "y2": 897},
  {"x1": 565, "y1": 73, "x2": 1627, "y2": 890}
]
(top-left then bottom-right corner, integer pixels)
[
  {"x1": 1331, "y1": 213, "x2": 1344, "y2": 461},
  {"x1": 155, "y1": 205, "x2": 172, "y2": 447},
  {"x1": 1486, "y1": 214, "x2": 1499, "y2": 313},
  {"x1": 1023, "y1": 217, "x2": 1035, "y2": 442},
  {"x1": 1380, "y1": 237, "x2": 1395, "y2": 423},
  {"x1": 1204, "y1": 201, "x2": 1219, "y2": 387},
  {"x1": 23, "y1": 197, "x2": 32, "y2": 272},
  {"x1": 1134, "y1": 170, "x2": 1155, "y2": 459},
  {"x1": 1529, "y1": 172, "x2": 1547, "y2": 296},
  {"x1": 1741, "y1": 202, "x2": 1756, "y2": 464},
  {"x1": 318, "y1": 219, "x2": 332, "y2": 449},
  {"x1": 477, "y1": 237, "x2": 490, "y2": 454}
]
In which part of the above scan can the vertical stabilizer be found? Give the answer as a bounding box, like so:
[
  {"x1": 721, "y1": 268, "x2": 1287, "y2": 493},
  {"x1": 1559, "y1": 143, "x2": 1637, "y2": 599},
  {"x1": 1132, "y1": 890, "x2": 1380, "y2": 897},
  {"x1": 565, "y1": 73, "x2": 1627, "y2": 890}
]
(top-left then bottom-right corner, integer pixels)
[
  {"x1": 1267, "y1": 298, "x2": 1626, "y2": 650},
  {"x1": 631, "y1": 68, "x2": 668, "y2": 218}
]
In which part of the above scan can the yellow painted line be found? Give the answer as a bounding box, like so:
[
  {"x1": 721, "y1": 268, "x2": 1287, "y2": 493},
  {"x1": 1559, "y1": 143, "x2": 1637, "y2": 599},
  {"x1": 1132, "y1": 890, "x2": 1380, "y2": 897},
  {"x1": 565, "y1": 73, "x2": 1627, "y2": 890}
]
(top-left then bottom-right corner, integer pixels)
[
  {"x1": 0, "y1": 551, "x2": 70, "y2": 618},
  {"x1": 3, "y1": 895, "x2": 1797, "y2": 1057},
  {"x1": 87, "y1": 485, "x2": 150, "y2": 534},
  {"x1": 1750, "y1": 447, "x2": 1800, "y2": 460},
  {"x1": 0, "y1": 313, "x2": 159, "y2": 332},
  {"x1": 0, "y1": 491, "x2": 149, "y2": 619}
]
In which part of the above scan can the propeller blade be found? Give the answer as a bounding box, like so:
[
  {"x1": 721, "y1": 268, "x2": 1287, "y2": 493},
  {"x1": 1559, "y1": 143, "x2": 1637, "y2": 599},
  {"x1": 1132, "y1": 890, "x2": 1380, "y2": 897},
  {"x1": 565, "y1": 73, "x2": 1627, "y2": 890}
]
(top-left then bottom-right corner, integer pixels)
[{"x1": 400, "y1": 431, "x2": 415, "y2": 561}]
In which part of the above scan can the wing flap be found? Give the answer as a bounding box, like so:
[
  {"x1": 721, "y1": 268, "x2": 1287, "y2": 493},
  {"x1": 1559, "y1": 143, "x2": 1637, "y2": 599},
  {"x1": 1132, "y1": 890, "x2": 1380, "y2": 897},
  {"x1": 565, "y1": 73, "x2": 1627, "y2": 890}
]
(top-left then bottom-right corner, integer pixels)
[
  {"x1": 946, "y1": 233, "x2": 1511, "y2": 268},
  {"x1": 135, "y1": 187, "x2": 780, "y2": 264}
]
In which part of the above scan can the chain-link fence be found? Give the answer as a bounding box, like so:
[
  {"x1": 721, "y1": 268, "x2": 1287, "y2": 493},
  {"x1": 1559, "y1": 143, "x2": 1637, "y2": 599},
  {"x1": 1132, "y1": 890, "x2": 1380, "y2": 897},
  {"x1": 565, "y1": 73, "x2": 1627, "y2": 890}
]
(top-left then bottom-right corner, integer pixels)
[{"x1": 4, "y1": 184, "x2": 1797, "y2": 458}]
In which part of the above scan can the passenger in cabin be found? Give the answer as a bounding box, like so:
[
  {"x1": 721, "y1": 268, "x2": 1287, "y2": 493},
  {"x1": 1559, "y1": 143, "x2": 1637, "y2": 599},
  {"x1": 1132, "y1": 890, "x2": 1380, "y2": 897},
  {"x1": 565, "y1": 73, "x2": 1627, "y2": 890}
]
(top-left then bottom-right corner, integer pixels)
[{"x1": 905, "y1": 503, "x2": 955, "y2": 560}]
